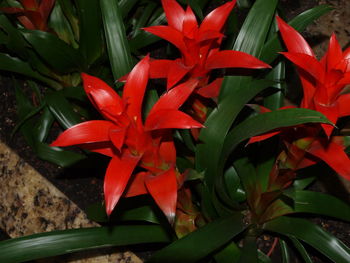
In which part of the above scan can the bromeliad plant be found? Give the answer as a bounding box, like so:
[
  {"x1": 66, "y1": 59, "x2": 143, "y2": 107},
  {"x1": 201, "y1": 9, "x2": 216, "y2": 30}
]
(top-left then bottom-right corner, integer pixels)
[{"x1": 1, "y1": 0, "x2": 350, "y2": 263}]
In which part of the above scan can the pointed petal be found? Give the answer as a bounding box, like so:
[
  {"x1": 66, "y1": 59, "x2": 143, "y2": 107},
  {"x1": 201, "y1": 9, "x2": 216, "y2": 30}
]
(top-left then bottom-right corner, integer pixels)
[
  {"x1": 167, "y1": 60, "x2": 193, "y2": 89},
  {"x1": 199, "y1": 1, "x2": 236, "y2": 33},
  {"x1": 123, "y1": 56, "x2": 150, "y2": 129},
  {"x1": 109, "y1": 127, "x2": 127, "y2": 150},
  {"x1": 299, "y1": 72, "x2": 316, "y2": 108},
  {"x1": 206, "y1": 50, "x2": 271, "y2": 70},
  {"x1": 248, "y1": 131, "x2": 281, "y2": 144},
  {"x1": 325, "y1": 33, "x2": 343, "y2": 71},
  {"x1": 276, "y1": 16, "x2": 314, "y2": 56},
  {"x1": 20, "y1": 0, "x2": 38, "y2": 9},
  {"x1": 307, "y1": 139, "x2": 350, "y2": 180},
  {"x1": 281, "y1": 52, "x2": 324, "y2": 81},
  {"x1": 149, "y1": 78, "x2": 198, "y2": 116},
  {"x1": 51, "y1": 120, "x2": 114, "y2": 147},
  {"x1": 159, "y1": 139, "x2": 177, "y2": 164},
  {"x1": 143, "y1": 26, "x2": 187, "y2": 54},
  {"x1": 161, "y1": 0, "x2": 185, "y2": 31},
  {"x1": 81, "y1": 141, "x2": 115, "y2": 157},
  {"x1": 17, "y1": 15, "x2": 36, "y2": 30},
  {"x1": 104, "y1": 151, "x2": 141, "y2": 215},
  {"x1": 39, "y1": 0, "x2": 55, "y2": 23},
  {"x1": 149, "y1": 59, "x2": 173, "y2": 79},
  {"x1": 183, "y1": 6, "x2": 198, "y2": 38},
  {"x1": 81, "y1": 73, "x2": 124, "y2": 122},
  {"x1": 196, "y1": 78, "x2": 223, "y2": 98},
  {"x1": 197, "y1": 30, "x2": 224, "y2": 42},
  {"x1": 145, "y1": 168, "x2": 178, "y2": 223},
  {"x1": 0, "y1": 7, "x2": 25, "y2": 14},
  {"x1": 124, "y1": 171, "x2": 149, "y2": 197},
  {"x1": 145, "y1": 109, "x2": 203, "y2": 131},
  {"x1": 338, "y1": 93, "x2": 350, "y2": 117}
]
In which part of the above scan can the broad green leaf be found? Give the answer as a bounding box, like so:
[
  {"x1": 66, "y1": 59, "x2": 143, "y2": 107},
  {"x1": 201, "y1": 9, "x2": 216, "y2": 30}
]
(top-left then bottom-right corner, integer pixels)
[
  {"x1": 264, "y1": 216, "x2": 350, "y2": 263},
  {"x1": 239, "y1": 234, "x2": 258, "y2": 263},
  {"x1": 118, "y1": 0, "x2": 138, "y2": 18},
  {"x1": 196, "y1": 79, "x2": 274, "y2": 189},
  {"x1": 131, "y1": 2, "x2": 157, "y2": 37},
  {"x1": 0, "y1": 225, "x2": 172, "y2": 263},
  {"x1": 264, "y1": 61, "x2": 285, "y2": 110},
  {"x1": 279, "y1": 239, "x2": 290, "y2": 263},
  {"x1": 292, "y1": 176, "x2": 316, "y2": 190},
  {"x1": 214, "y1": 242, "x2": 241, "y2": 263},
  {"x1": 220, "y1": 108, "x2": 332, "y2": 172},
  {"x1": 45, "y1": 92, "x2": 82, "y2": 129},
  {"x1": 285, "y1": 190, "x2": 350, "y2": 222},
  {"x1": 147, "y1": 213, "x2": 245, "y2": 263},
  {"x1": 57, "y1": 0, "x2": 80, "y2": 40},
  {"x1": 35, "y1": 142, "x2": 86, "y2": 167},
  {"x1": 260, "y1": 5, "x2": 332, "y2": 63},
  {"x1": 74, "y1": 0, "x2": 103, "y2": 66},
  {"x1": 22, "y1": 30, "x2": 85, "y2": 74},
  {"x1": 101, "y1": 0, "x2": 133, "y2": 79},
  {"x1": 0, "y1": 53, "x2": 61, "y2": 89},
  {"x1": 224, "y1": 166, "x2": 246, "y2": 202}
]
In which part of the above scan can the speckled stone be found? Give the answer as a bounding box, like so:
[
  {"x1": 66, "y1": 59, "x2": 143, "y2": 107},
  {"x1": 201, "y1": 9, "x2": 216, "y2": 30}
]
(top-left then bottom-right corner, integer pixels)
[{"x1": 0, "y1": 141, "x2": 142, "y2": 263}]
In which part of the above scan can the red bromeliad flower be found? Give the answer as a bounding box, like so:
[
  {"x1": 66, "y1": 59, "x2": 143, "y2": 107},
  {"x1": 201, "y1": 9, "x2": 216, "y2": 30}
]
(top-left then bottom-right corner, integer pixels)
[
  {"x1": 51, "y1": 56, "x2": 203, "y2": 221},
  {"x1": 277, "y1": 16, "x2": 350, "y2": 137},
  {"x1": 144, "y1": 0, "x2": 270, "y2": 98},
  {"x1": 1, "y1": 0, "x2": 55, "y2": 31}
]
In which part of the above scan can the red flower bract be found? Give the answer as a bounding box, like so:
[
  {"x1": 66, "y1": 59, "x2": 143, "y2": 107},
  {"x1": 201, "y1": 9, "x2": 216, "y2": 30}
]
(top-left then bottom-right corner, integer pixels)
[{"x1": 51, "y1": 56, "x2": 203, "y2": 222}]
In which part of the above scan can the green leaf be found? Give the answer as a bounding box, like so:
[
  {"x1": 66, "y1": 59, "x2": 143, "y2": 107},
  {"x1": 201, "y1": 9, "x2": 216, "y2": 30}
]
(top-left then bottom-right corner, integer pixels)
[
  {"x1": 279, "y1": 239, "x2": 290, "y2": 263},
  {"x1": 118, "y1": 0, "x2": 139, "y2": 18},
  {"x1": 74, "y1": 0, "x2": 103, "y2": 66},
  {"x1": 147, "y1": 214, "x2": 245, "y2": 263},
  {"x1": 0, "y1": 225, "x2": 172, "y2": 263},
  {"x1": 0, "y1": 53, "x2": 60, "y2": 89},
  {"x1": 220, "y1": 108, "x2": 332, "y2": 172},
  {"x1": 22, "y1": 30, "x2": 85, "y2": 74},
  {"x1": 195, "y1": 79, "x2": 274, "y2": 189},
  {"x1": 224, "y1": 166, "x2": 246, "y2": 202},
  {"x1": 239, "y1": 234, "x2": 258, "y2": 263},
  {"x1": 57, "y1": 0, "x2": 80, "y2": 40},
  {"x1": 260, "y1": 5, "x2": 332, "y2": 63},
  {"x1": 292, "y1": 176, "x2": 316, "y2": 190},
  {"x1": 287, "y1": 236, "x2": 312, "y2": 263},
  {"x1": 285, "y1": 190, "x2": 350, "y2": 222},
  {"x1": 35, "y1": 106, "x2": 55, "y2": 142},
  {"x1": 263, "y1": 61, "x2": 285, "y2": 110},
  {"x1": 264, "y1": 216, "x2": 350, "y2": 263},
  {"x1": 101, "y1": 0, "x2": 133, "y2": 79},
  {"x1": 214, "y1": 242, "x2": 241, "y2": 263},
  {"x1": 45, "y1": 92, "x2": 82, "y2": 129}
]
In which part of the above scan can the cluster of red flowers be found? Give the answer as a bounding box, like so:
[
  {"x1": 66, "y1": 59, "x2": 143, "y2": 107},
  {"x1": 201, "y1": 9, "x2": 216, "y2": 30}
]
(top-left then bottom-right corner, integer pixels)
[{"x1": 51, "y1": 0, "x2": 350, "y2": 222}]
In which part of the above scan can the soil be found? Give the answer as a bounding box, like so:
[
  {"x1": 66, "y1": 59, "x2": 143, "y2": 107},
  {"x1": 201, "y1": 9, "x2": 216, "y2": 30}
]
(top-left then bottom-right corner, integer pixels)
[{"x1": 0, "y1": 0, "x2": 350, "y2": 262}]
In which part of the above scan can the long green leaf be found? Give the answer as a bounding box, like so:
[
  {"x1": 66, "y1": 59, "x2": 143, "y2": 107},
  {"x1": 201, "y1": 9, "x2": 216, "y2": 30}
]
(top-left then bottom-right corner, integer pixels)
[
  {"x1": 74, "y1": 0, "x2": 103, "y2": 66},
  {"x1": 101, "y1": 0, "x2": 133, "y2": 79},
  {"x1": 285, "y1": 190, "x2": 350, "y2": 222},
  {"x1": 22, "y1": 30, "x2": 85, "y2": 73},
  {"x1": 264, "y1": 216, "x2": 350, "y2": 263},
  {"x1": 287, "y1": 236, "x2": 312, "y2": 263},
  {"x1": 220, "y1": 109, "x2": 332, "y2": 171},
  {"x1": 0, "y1": 225, "x2": 172, "y2": 263},
  {"x1": 147, "y1": 213, "x2": 245, "y2": 263},
  {"x1": 214, "y1": 242, "x2": 241, "y2": 263}
]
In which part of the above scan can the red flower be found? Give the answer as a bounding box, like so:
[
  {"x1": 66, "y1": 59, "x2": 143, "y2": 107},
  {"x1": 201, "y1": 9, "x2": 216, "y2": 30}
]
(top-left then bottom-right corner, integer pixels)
[
  {"x1": 277, "y1": 16, "x2": 350, "y2": 137},
  {"x1": 144, "y1": 0, "x2": 270, "y2": 97},
  {"x1": 51, "y1": 56, "x2": 202, "y2": 221},
  {"x1": 1, "y1": 0, "x2": 56, "y2": 31}
]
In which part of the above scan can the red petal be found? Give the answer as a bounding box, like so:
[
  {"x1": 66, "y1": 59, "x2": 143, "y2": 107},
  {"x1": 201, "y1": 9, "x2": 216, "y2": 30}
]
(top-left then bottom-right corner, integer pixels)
[
  {"x1": 307, "y1": 139, "x2": 350, "y2": 180},
  {"x1": 199, "y1": 1, "x2": 236, "y2": 34},
  {"x1": 123, "y1": 56, "x2": 150, "y2": 129},
  {"x1": 143, "y1": 26, "x2": 187, "y2": 54},
  {"x1": 196, "y1": 78, "x2": 223, "y2": 98},
  {"x1": 161, "y1": 0, "x2": 185, "y2": 31},
  {"x1": 17, "y1": 15, "x2": 36, "y2": 30},
  {"x1": 338, "y1": 93, "x2": 350, "y2": 117},
  {"x1": 149, "y1": 59, "x2": 173, "y2": 79},
  {"x1": 183, "y1": 6, "x2": 198, "y2": 38},
  {"x1": 149, "y1": 78, "x2": 198, "y2": 115},
  {"x1": 197, "y1": 30, "x2": 224, "y2": 42},
  {"x1": 299, "y1": 71, "x2": 316, "y2": 108},
  {"x1": 324, "y1": 33, "x2": 343, "y2": 71},
  {"x1": 104, "y1": 151, "x2": 141, "y2": 215},
  {"x1": 167, "y1": 59, "x2": 193, "y2": 89},
  {"x1": 281, "y1": 52, "x2": 324, "y2": 81},
  {"x1": 23, "y1": 10, "x2": 45, "y2": 30},
  {"x1": 145, "y1": 109, "x2": 203, "y2": 131},
  {"x1": 206, "y1": 50, "x2": 271, "y2": 70},
  {"x1": 159, "y1": 139, "x2": 177, "y2": 164},
  {"x1": 81, "y1": 73, "x2": 124, "y2": 122},
  {"x1": 39, "y1": 0, "x2": 55, "y2": 23},
  {"x1": 314, "y1": 103, "x2": 338, "y2": 137},
  {"x1": 124, "y1": 171, "x2": 149, "y2": 197},
  {"x1": 276, "y1": 16, "x2": 314, "y2": 56},
  {"x1": 247, "y1": 131, "x2": 281, "y2": 144},
  {"x1": 50, "y1": 120, "x2": 114, "y2": 147},
  {"x1": 0, "y1": 7, "x2": 24, "y2": 14},
  {"x1": 20, "y1": 0, "x2": 38, "y2": 9},
  {"x1": 81, "y1": 141, "x2": 115, "y2": 157},
  {"x1": 145, "y1": 168, "x2": 178, "y2": 223},
  {"x1": 109, "y1": 127, "x2": 127, "y2": 151}
]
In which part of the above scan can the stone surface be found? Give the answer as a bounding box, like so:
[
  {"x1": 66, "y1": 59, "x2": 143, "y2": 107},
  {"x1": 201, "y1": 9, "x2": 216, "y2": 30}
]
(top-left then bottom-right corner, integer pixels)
[{"x1": 0, "y1": 141, "x2": 142, "y2": 263}]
